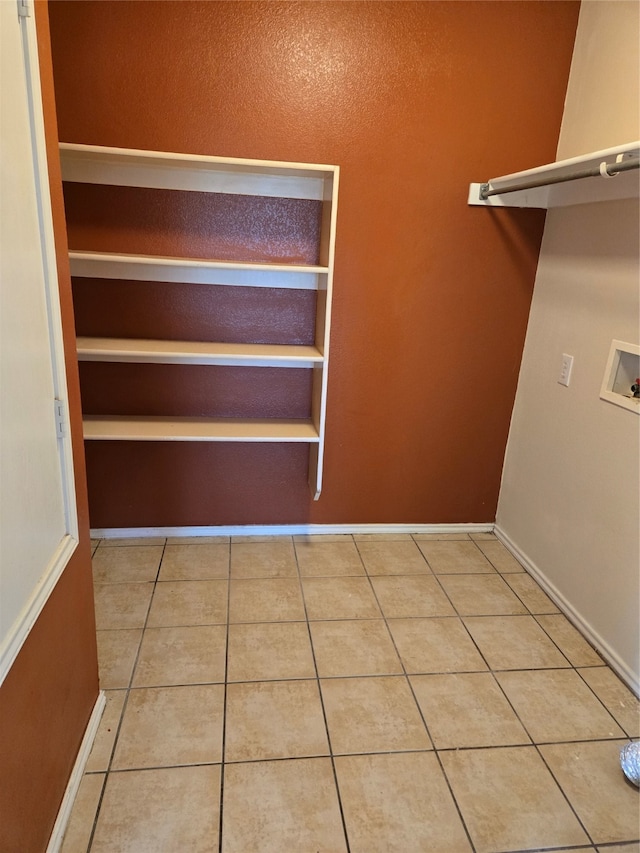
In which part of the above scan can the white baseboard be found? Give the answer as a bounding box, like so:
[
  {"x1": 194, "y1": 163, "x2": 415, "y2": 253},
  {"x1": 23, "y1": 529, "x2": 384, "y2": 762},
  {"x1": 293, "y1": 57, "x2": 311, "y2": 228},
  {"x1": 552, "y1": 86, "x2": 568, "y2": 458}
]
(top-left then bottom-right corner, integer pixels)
[
  {"x1": 495, "y1": 525, "x2": 639, "y2": 696},
  {"x1": 46, "y1": 691, "x2": 106, "y2": 853},
  {"x1": 91, "y1": 522, "x2": 495, "y2": 539}
]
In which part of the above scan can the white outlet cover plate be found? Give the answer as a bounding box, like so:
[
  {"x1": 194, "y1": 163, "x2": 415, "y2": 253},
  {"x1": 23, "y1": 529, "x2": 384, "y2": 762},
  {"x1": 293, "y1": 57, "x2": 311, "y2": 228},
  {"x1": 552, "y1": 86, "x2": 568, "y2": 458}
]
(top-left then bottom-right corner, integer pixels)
[{"x1": 559, "y1": 353, "x2": 573, "y2": 386}]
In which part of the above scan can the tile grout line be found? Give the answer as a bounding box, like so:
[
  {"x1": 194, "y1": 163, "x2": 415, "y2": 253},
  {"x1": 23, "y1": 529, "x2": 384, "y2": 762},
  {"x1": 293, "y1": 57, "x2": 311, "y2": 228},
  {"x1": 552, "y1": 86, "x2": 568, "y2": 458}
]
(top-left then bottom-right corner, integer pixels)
[
  {"x1": 85, "y1": 537, "x2": 168, "y2": 853},
  {"x1": 292, "y1": 536, "x2": 352, "y2": 853},
  {"x1": 572, "y1": 667, "x2": 637, "y2": 739},
  {"x1": 406, "y1": 540, "x2": 501, "y2": 679},
  {"x1": 351, "y1": 538, "x2": 479, "y2": 853},
  {"x1": 531, "y1": 737, "x2": 598, "y2": 848},
  {"x1": 465, "y1": 538, "x2": 607, "y2": 674},
  {"x1": 532, "y1": 614, "x2": 607, "y2": 668},
  {"x1": 217, "y1": 537, "x2": 233, "y2": 853},
  {"x1": 80, "y1": 733, "x2": 635, "y2": 771}
]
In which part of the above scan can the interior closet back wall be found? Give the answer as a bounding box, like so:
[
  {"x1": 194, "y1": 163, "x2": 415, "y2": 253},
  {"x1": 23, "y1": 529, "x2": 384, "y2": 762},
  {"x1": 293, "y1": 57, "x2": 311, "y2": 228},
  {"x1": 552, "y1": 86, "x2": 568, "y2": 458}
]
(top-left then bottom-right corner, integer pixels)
[{"x1": 48, "y1": 1, "x2": 580, "y2": 528}]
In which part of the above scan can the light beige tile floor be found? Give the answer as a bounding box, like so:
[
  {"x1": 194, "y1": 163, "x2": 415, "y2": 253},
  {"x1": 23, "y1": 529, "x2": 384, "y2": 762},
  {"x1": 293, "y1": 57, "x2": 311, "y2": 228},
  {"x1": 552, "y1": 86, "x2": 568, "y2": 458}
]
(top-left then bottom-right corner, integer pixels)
[{"x1": 62, "y1": 534, "x2": 640, "y2": 852}]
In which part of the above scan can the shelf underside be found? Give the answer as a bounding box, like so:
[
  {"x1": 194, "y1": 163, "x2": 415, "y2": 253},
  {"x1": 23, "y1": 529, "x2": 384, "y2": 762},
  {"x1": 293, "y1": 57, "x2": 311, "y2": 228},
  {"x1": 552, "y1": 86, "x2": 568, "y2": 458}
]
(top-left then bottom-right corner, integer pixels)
[
  {"x1": 59, "y1": 142, "x2": 337, "y2": 201},
  {"x1": 69, "y1": 251, "x2": 326, "y2": 290},
  {"x1": 83, "y1": 415, "x2": 320, "y2": 442},
  {"x1": 77, "y1": 337, "x2": 324, "y2": 368}
]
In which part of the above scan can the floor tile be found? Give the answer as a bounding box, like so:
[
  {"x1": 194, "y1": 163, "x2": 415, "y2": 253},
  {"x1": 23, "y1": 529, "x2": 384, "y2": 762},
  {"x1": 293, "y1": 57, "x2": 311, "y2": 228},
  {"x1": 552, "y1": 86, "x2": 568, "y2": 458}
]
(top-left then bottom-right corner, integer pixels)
[
  {"x1": 293, "y1": 534, "x2": 353, "y2": 543},
  {"x1": 224, "y1": 680, "x2": 329, "y2": 762},
  {"x1": 321, "y1": 675, "x2": 431, "y2": 755},
  {"x1": 221, "y1": 758, "x2": 347, "y2": 853},
  {"x1": 310, "y1": 619, "x2": 403, "y2": 677},
  {"x1": 91, "y1": 765, "x2": 220, "y2": 853},
  {"x1": 99, "y1": 537, "x2": 166, "y2": 547},
  {"x1": 227, "y1": 621, "x2": 315, "y2": 681},
  {"x1": 96, "y1": 629, "x2": 142, "y2": 689},
  {"x1": 369, "y1": 575, "x2": 455, "y2": 617},
  {"x1": 295, "y1": 539, "x2": 365, "y2": 576},
  {"x1": 94, "y1": 583, "x2": 153, "y2": 630},
  {"x1": 83, "y1": 532, "x2": 639, "y2": 853},
  {"x1": 232, "y1": 535, "x2": 293, "y2": 544},
  {"x1": 93, "y1": 546, "x2": 163, "y2": 584},
  {"x1": 497, "y1": 669, "x2": 625, "y2": 742},
  {"x1": 158, "y1": 544, "x2": 229, "y2": 580},
  {"x1": 438, "y1": 574, "x2": 528, "y2": 616},
  {"x1": 86, "y1": 691, "x2": 127, "y2": 773},
  {"x1": 335, "y1": 751, "x2": 472, "y2": 853},
  {"x1": 416, "y1": 540, "x2": 495, "y2": 573},
  {"x1": 412, "y1": 532, "x2": 470, "y2": 540},
  {"x1": 111, "y1": 684, "x2": 224, "y2": 770},
  {"x1": 387, "y1": 617, "x2": 487, "y2": 673},
  {"x1": 353, "y1": 533, "x2": 413, "y2": 541},
  {"x1": 540, "y1": 740, "x2": 640, "y2": 845},
  {"x1": 475, "y1": 539, "x2": 525, "y2": 572},
  {"x1": 230, "y1": 540, "x2": 297, "y2": 578},
  {"x1": 132, "y1": 625, "x2": 227, "y2": 687},
  {"x1": 356, "y1": 539, "x2": 431, "y2": 575},
  {"x1": 578, "y1": 667, "x2": 640, "y2": 737},
  {"x1": 536, "y1": 614, "x2": 605, "y2": 667},
  {"x1": 229, "y1": 577, "x2": 305, "y2": 622},
  {"x1": 464, "y1": 615, "x2": 571, "y2": 669},
  {"x1": 147, "y1": 580, "x2": 228, "y2": 627},
  {"x1": 411, "y1": 672, "x2": 530, "y2": 748},
  {"x1": 60, "y1": 773, "x2": 104, "y2": 853},
  {"x1": 504, "y1": 572, "x2": 560, "y2": 613},
  {"x1": 302, "y1": 576, "x2": 382, "y2": 620},
  {"x1": 166, "y1": 536, "x2": 230, "y2": 544},
  {"x1": 441, "y1": 746, "x2": 589, "y2": 852}
]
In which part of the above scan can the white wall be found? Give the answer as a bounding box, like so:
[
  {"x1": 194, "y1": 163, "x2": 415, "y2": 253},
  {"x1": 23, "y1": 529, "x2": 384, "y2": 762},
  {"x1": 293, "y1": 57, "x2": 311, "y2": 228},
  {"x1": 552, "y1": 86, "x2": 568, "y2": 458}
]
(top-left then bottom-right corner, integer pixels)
[{"x1": 497, "y1": 0, "x2": 640, "y2": 691}]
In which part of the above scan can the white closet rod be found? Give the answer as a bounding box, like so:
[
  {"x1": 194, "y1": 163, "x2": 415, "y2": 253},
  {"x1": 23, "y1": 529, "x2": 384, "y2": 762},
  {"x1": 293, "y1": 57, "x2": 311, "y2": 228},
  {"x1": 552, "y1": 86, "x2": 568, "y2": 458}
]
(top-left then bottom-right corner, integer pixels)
[{"x1": 479, "y1": 156, "x2": 640, "y2": 200}]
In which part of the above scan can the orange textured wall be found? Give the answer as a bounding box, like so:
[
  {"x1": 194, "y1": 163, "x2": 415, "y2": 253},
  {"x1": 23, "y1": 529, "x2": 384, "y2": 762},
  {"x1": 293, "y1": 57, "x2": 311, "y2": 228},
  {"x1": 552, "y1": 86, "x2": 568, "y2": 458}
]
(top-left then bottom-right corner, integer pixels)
[
  {"x1": 48, "y1": 0, "x2": 580, "y2": 527},
  {"x1": 0, "y1": 4, "x2": 99, "y2": 851}
]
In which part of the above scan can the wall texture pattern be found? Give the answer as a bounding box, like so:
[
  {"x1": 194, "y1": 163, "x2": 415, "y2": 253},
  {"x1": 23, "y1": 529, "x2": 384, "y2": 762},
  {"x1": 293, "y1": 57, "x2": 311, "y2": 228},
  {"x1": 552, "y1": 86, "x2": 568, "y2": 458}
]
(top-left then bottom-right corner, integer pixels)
[{"x1": 48, "y1": 1, "x2": 580, "y2": 528}]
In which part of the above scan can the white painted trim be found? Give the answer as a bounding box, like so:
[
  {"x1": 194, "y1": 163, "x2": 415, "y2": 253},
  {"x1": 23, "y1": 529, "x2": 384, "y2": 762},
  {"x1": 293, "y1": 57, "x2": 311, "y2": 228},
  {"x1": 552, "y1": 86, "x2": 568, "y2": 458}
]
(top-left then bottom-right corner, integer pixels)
[
  {"x1": 495, "y1": 525, "x2": 640, "y2": 696},
  {"x1": 83, "y1": 415, "x2": 320, "y2": 443},
  {"x1": 0, "y1": 0, "x2": 81, "y2": 687},
  {"x1": 0, "y1": 533, "x2": 78, "y2": 686},
  {"x1": 46, "y1": 691, "x2": 106, "y2": 853},
  {"x1": 68, "y1": 251, "x2": 325, "y2": 290},
  {"x1": 91, "y1": 522, "x2": 495, "y2": 538},
  {"x1": 76, "y1": 337, "x2": 324, "y2": 368},
  {"x1": 20, "y1": 4, "x2": 78, "y2": 541},
  {"x1": 59, "y1": 141, "x2": 337, "y2": 201}
]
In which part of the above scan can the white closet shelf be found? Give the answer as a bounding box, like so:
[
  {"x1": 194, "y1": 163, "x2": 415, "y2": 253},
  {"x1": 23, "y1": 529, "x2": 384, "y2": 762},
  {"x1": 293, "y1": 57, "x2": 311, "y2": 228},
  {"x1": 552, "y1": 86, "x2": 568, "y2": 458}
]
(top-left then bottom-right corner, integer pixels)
[
  {"x1": 469, "y1": 141, "x2": 639, "y2": 208},
  {"x1": 63, "y1": 140, "x2": 339, "y2": 499},
  {"x1": 69, "y1": 251, "x2": 326, "y2": 290},
  {"x1": 83, "y1": 415, "x2": 320, "y2": 442},
  {"x1": 77, "y1": 337, "x2": 323, "y2": 368},
  {"x1": 59, "y1": 142, "x2": 336, "y2": 201}
]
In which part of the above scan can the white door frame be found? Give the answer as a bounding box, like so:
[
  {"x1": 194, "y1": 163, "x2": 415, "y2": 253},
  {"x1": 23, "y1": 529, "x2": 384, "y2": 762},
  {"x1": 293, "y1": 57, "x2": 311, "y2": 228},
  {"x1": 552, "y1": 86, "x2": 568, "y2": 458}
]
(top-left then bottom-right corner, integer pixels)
[{"x1": 0, "y1": 0, "x2": 79, "y2": 684}]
